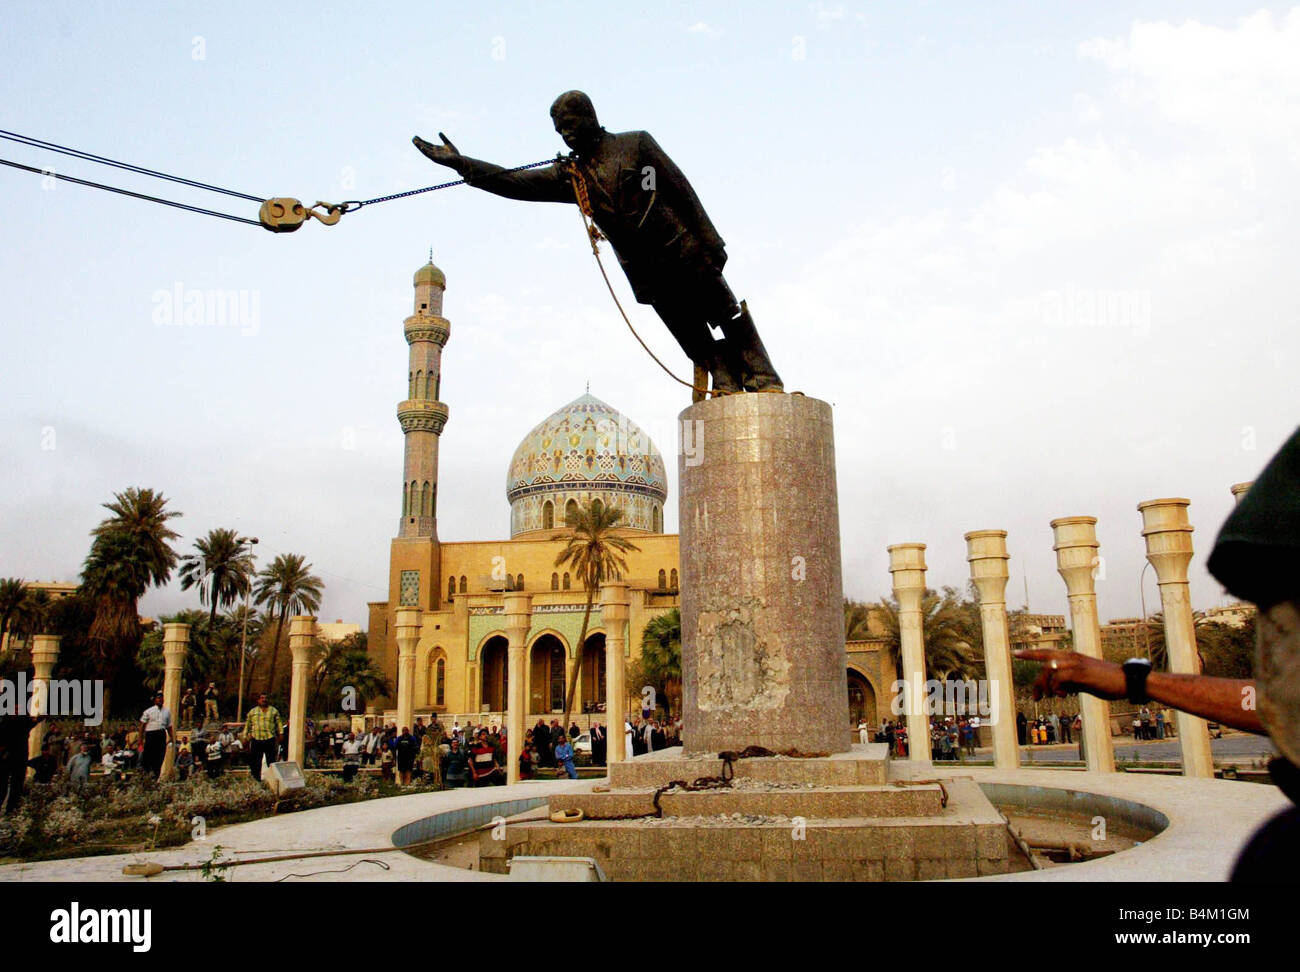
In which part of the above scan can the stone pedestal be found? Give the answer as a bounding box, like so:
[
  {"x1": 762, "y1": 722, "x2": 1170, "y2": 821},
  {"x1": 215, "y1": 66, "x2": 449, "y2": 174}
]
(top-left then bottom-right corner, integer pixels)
[
  {"x1": 888, "y1": 543, "x2": 932, "y2": 763},
  {"x1": 394, "y1": 608, "x2": 422, "y2": 733},
  {"x1": 1138, "y1": 498, "x2": 1215, "y2": 778},
  {"x1": 27, "y1": 635, "x2": 60, "y2": 766},
  {"x1": 503, "y1": 592, "x2": 531, "y2": 784},
  {"x1": 287, "y1": 616, "x2": 316, "y2": 766},
  {"x1": 1051, "y1": 517, "x2": 1115, "y2": 773},
  {"x1": 965, "y1": 531, "x2": 1020, "y2": 769},
  {"x1": 160, "y1": 623, "x2": 190, "y2": 780},
  {"x1": 678, "y1": 393, "x2": 849, "y2": 754},
  {"x1": 601, "y1": 581, "x2": 630, "y2": 767}
]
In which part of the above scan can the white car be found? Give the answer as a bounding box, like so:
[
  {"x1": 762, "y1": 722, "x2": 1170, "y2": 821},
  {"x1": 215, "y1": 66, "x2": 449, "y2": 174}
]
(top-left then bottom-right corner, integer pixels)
[{"x1": 572, "y1": 732, "x2": 592, "y2": 754}]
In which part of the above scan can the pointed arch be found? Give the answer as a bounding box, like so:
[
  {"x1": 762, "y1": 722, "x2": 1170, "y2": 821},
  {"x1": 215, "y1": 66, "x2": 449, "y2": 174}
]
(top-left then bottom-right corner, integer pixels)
[
  {"x1": 670, "y1": 568, "x2": 678, "y2": 589},
  {"x1": 551, "y1": 572, "x2": 559, "y2": 591},
  {"x1": 542, "y1": 500, "x2": 554, "y2": 530}
]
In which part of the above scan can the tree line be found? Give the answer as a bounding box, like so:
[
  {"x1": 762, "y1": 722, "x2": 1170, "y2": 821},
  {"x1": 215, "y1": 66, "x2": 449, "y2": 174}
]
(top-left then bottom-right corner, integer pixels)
[{"x1": 0, "y1": 487, "x2": 388, "y2": 719}]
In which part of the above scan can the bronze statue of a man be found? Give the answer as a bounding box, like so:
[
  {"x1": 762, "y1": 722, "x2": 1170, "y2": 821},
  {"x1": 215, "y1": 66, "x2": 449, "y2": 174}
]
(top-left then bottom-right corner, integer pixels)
[{"x1": 413, "y1": 90, "x2": 782, "y2": 395}]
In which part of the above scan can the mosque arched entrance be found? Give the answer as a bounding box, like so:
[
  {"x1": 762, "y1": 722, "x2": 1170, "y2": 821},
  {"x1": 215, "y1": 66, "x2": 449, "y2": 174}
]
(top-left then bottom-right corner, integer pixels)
[
  {"x1": 529, "y1": 634, "x2": 567, "y2": 715},
  {"x1": 847, "y1": 669, "x2": 877, "y2": 727},
  {"x1": 480, "y1": 636, "x2": 508, "y2": 712}
]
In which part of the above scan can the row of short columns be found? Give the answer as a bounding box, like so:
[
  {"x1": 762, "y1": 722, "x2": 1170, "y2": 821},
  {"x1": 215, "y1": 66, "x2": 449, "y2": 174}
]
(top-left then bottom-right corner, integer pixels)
[
  {"x1": 21, "y1": 615, "x2": 316, "y2": 780},
  {"x1": 388, "y1": 580, "x2": 636, "y2": 784},
  {"x1": 889, "y1": 490, "x2": 1241, "y2": 777}
]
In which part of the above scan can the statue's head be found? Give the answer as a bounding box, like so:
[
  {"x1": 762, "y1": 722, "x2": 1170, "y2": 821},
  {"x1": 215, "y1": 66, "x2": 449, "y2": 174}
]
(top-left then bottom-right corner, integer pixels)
[{"x1": 550, "y1": 90, "x2": 602, "y2": 155}]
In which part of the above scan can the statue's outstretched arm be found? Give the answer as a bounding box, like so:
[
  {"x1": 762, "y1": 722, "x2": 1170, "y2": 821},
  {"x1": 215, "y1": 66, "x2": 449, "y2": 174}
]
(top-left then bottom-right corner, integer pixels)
[
  {"x1": 414, "y1": 133, "x2": 575, "y2": 204},
  {"x1": 453, "y1": 155, "x2": 577, "y2": 204}
]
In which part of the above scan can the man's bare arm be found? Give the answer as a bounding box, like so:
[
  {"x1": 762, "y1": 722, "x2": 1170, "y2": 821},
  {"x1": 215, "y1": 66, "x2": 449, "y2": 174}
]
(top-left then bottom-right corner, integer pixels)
[{"x1": 1014, "y1": 648, "x2": 1264, "y2": 734}]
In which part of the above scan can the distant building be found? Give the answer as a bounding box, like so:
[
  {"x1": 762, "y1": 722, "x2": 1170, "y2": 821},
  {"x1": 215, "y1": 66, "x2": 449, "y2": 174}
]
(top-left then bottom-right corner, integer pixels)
[
  {"x1": 1009, "y1": 613, "x2": 1068, "y2": 652},
  {"x1": 1101, "y1": 617, "x2": 1147, "y2": 659},
  {"x1": 1203, "y1": 602, "x2": 1256, "y2": 627},
  {"x1": 316, "y1": 620, "x2": 362, "y2": 644},
  {"x1": 0, "y1": 580, "x2": 78, "y2": 655}
]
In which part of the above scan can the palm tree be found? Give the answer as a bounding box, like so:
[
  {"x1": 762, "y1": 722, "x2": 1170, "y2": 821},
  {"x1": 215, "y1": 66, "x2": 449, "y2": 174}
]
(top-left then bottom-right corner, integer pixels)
[
  {"x1": 552, "y1": 500, "x2": 640, "y2": 732},
  {"x1": 136, "y1": 610, "x2": 220, "y2": 692},
  {"x1": 178, "y1": 528, "x2": 254, "y2": 659},
  {"x1": 874, "y1": 587, "x2": 981, "y2": 683},
  {"x1": 640, "y1": 608, "x2": 682, "y2": 717},
  {"x1": 310, "y1": 632, "x2": 391, "y2": 715},
  {"x1": 225, "y1": 603, "x2": 264, "y2": 702},
  {"x1": 253, "y1": 553, "x2": 323, "y2": 696},
  {"x1": 1141, "y1": 611, "x2": 1210, "y2": 672},
  {"x1": 11, "y1": 588, "x2": 52, "y2": 647},
  {"x1": 81, "y1": 487, "x2": 181, "y2": 715},
  {"x1": 844, "y1": 599, "x2": 875, "y2": 640},
  {"x1": 0, "y1": 578, "x2": 28, "y2": 654}
]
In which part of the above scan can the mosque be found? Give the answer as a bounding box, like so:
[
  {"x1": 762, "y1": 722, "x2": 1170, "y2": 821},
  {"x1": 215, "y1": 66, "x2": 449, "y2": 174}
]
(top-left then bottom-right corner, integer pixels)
[{"x1": 365, "y1": 258, "x2": 891, "y2": 729}]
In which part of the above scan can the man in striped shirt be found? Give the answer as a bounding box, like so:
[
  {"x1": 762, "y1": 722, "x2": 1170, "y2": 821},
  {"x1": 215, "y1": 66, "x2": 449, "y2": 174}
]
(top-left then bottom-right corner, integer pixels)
[{"x1": 244, "y1": 694, "x2": 284, "y2": 782}]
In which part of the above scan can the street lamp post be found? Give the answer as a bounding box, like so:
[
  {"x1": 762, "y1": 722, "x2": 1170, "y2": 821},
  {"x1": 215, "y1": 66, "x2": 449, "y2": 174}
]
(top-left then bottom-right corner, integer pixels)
[
  {"x1": 236, "y1": 536, "x2": 259, "y2": 723},
  {"x1": 1139, "y1": 560, "x2": 1153, "y2": 659}
]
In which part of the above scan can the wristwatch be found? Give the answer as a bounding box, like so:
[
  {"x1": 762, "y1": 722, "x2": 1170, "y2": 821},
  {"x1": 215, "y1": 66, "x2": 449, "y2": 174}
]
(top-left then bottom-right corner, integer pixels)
[{"x1": 1122, "y1": 657, "x2": 1154, "y2": 704}]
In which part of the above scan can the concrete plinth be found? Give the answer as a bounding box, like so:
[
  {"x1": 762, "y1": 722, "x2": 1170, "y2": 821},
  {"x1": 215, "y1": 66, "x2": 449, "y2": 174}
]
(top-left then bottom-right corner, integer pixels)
[{"x1": 678, "y1": 393, "x2": 849, "y2": 754}]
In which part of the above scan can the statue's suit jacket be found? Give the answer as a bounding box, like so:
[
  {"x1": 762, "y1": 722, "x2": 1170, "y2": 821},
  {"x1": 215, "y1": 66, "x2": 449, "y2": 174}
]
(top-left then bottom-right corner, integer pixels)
[{"x1": 451, "y1": 129, "x2": 727, "y2": 304}]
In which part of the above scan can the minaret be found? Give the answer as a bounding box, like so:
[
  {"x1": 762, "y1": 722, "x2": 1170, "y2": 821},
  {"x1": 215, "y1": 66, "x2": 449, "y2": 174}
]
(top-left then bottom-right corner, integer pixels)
[
  {"x1": 389, "y1": 256, "x2": 449, "y2": 615},
  {"x1": 398, "y1": 256, "x2": 450, "y2": 538}
]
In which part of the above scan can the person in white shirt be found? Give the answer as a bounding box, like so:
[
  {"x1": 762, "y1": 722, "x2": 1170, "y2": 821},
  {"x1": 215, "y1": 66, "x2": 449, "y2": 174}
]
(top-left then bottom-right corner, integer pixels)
[
  {"x1": 341, "y1": 732, "x2": 363, "y2": 781},
  {"x1": 138, "y1": 691, "x2": 174, "y2": 779},
  {"x1": 624, "y1": 720, "x2": 634, "y2": 760}
]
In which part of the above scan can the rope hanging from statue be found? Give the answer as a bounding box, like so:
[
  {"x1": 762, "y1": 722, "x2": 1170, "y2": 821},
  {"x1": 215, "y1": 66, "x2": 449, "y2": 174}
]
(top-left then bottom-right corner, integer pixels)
[{"x1": 563, "y1": 160, "x2": 712, "y2": 396}]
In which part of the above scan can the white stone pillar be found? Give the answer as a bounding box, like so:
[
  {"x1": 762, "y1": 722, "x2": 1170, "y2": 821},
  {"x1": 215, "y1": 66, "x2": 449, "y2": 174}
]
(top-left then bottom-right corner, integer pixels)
[
  {"x1": 601, "y1": 581, "x2": 630, "y2": 768},
  {"x1": 503, "y1": 592, "x2": 531, "y2": 784},
  {"x1": 394, "y1": 608, "x2": 422, "y2": 734},
  {"x1": 888, "y1": 543, "x2": 931, "y2": 763},
  {"x1": 1230, "y1": 482, "x2": 1253, "y2": 505},
  {"x1": 965, "y1": 531, "x2": 1020, "y2": 769},
  {"x1": 27, "y1": 634, "x2": 60, "y2": 766},
  {"x1": 1138, "y1": 498, "x2": 1215, "y2": 778},
  {"x1": 159, "y1": 623, "x2": 190, "y2": 780},
  {"x1": 287, "y1": 616, "x2": 317, "y2": 766},
  {"x1": 1051, "y1": 517, "x2": 1115, "y2": 773}
]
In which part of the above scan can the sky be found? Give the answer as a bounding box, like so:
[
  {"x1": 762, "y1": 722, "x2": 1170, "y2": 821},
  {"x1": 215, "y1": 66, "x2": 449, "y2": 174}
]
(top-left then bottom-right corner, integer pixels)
[{"x1": 1, "y1": 1, "x2": 1296, "y2": 629}]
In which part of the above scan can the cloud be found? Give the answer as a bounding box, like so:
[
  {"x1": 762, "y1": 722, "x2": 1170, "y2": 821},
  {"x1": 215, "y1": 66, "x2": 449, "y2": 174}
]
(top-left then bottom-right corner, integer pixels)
[{"x1": 753, "y1": 9, "x2": 1300, "y2": 612}]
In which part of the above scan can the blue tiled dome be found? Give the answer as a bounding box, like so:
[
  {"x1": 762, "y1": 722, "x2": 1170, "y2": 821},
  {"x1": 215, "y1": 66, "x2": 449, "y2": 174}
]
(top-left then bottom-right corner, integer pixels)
[{"x1": 506, "y1": 393, "x2": 668, "y2": 536}]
